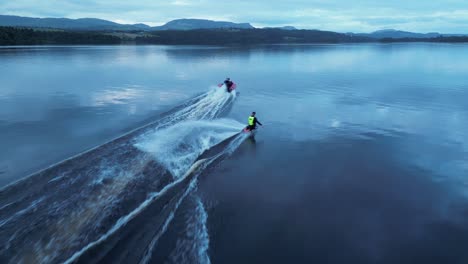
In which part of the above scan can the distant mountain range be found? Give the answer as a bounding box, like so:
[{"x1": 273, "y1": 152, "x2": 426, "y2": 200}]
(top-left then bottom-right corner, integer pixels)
[
  {"x1": 348, "y1": 29, "x2": 442, "y2": 39},
  {"x1": 0, "y1": 15, "x2": 466, "y2": 38},
  {"x1": 153, "y1": 18, "x2": 253, "y2": 30},
  {"x1": 353, "y1": 29, "x2": 468, "y2": 39},
  {"x1": 0, "y1": 15, "x2": 150, "y2": 31},
  {"x1": 0, "y1": 15, "x2": 254, "y2": 31}
]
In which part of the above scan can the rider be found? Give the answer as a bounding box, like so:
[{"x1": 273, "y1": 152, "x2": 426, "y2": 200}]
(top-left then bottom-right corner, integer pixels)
[
  {"x1": 246, "y1": 112, "x2": 263, "y2": 131},
  {"x1": 224, "y1": 77, "x2": 234, "y2": 92}
]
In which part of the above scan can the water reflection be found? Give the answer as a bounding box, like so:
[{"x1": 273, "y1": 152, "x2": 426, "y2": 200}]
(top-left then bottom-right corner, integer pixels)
[
  {"x1": 91, "y1": 87, "x2": 147, "y2": 106},
  {"x1": 203, "y1": 133, "x2": 468, "y2": 264},
  {"x1": 1, "y1": 44, "x2": 468, "y2": 263}
]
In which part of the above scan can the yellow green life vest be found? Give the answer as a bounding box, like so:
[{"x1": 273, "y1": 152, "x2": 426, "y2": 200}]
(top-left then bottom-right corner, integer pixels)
[{"x1": 248, "y1": 116, "x2": 255, "y2": 126}]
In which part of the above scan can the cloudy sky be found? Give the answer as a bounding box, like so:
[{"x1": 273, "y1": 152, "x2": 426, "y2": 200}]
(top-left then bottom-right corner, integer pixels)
[{"x1": 2, "y1": 0, "x2": 468, "y2": 33}]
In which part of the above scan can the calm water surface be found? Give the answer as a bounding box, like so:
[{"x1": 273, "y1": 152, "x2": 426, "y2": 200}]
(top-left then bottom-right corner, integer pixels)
[{"x1": 0, "y1": 44, "x2": 468, "y2": 263}]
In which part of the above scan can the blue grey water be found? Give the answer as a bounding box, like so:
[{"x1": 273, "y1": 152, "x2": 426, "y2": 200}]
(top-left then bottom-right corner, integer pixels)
[{"x1": 0, "y1": 44, "x2": 468, "y2": 263}]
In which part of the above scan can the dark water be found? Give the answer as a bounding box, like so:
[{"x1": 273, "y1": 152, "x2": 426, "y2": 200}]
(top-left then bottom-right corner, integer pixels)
[{"x1": 1, "y1": 44, "x2": 468, "y2": 263}]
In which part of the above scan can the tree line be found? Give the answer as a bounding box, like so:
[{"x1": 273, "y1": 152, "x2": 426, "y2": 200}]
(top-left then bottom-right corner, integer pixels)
[
  {"x1": 380, "y1": 36, "x2": 468, "y2": 43},
  {"x1": 1, "y1": 26, "x2": 468, "y2": 45},
  {"x1": 135, "y1": 28, "x2": 370, "y2": 44},
  {"x1": 0, "y1": 27, "x2": 120, "y2": 45}
]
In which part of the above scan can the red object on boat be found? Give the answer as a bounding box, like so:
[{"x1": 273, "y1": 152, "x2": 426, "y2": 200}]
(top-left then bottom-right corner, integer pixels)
[{"x1": 218, "y1": 83, "x2": 237, "y2": 91}]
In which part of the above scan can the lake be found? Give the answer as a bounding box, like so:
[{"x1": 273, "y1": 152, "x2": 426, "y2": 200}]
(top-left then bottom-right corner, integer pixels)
[{"x1": 0, "y1": 44, "x2": 468, "y2": 263}]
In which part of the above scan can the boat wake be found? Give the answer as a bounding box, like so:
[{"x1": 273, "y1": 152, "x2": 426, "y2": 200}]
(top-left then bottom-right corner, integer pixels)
[
  {"x1": 0, "y1": 87, "x2": 247, "y2": 264},
  {"x1": 135, "y1": 119, "x2": 244, "y2": 179}
]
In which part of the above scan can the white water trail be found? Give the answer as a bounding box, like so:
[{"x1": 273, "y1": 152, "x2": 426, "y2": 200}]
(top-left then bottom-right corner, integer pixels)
[
  {"x1": 1, "y1": 86, "x2": 239, "y2": 264},
  {"x1": 64, "y1": 121, "x2": 247, "y2": 264},
  {"x1": 63, "y1": 88, "x2": 240, "y2": 263},
  {"x1": 138, "y1": 178, "x2": 200, "y2": 264},
  {"x1": 166, "y1": 195, "x2": 211, "y2": 264},
  {"x1": 0, "y1": 197, "x2": 45, "y2": 228},
  {"x1": 138, "y1": 131, "x2": 250, "y2": 264},
  {"x1": 135, "y1": 119, "x2": 244, "y2": 179},
  {"x1": 63, "y1": 159, "x2": 208, "y2": 264},
  {"x1": 145, "y1": 86, "x2": 236, "y2": 133}
]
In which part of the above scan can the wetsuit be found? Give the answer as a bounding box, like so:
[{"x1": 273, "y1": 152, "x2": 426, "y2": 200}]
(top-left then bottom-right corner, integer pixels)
[
  {"x1": 224, "y1": 80, "x2": 233, "y2": 92},
  {"x1": 247, "y1": 116, "x2": 262, "y2": 131}
]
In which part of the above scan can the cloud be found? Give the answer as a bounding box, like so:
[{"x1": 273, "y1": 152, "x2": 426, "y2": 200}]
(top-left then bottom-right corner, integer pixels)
[
  {"x1": 1, "y1": 0, "x2": 468, "y2": 33},
  {"x1": 171, "y1": 0, "x2": 192, "y2": 6}
]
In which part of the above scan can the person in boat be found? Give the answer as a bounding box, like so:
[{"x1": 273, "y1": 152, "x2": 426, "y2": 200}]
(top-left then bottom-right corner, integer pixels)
[
  {"x1": 246, "y1": 112, "x2": 263, "y2": 131},
  {"x1": 224, "y1": 77, "x2": 234, "y2": 92}
]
